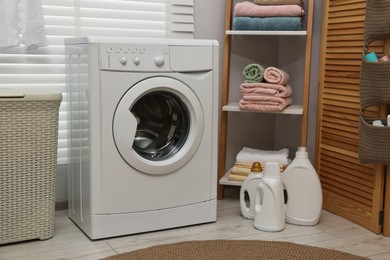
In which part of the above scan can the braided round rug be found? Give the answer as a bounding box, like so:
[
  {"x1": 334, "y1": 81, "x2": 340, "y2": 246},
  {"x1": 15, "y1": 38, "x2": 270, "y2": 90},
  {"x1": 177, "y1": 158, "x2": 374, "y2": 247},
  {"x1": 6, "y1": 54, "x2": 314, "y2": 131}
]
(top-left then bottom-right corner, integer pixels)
[{"x1": 101, "y1": 240, "x2": 369, "y2": 260}]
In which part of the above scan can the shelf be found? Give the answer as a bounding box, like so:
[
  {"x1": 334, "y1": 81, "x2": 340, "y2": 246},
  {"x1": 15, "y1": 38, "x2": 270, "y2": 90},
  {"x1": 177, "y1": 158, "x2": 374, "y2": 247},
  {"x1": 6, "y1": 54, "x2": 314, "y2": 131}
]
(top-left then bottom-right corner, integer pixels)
[
  {"x1": 219, "y1": 170, "x2": 243, "y2": 187},
  {"x1": 217, "y1": 0, "x2": 314, "y2": 199},
  {"x1": 226, "y1": 30, "x2": 307, "y2": 36},
  {"x1": 223, "y1": 103, "x2": 303, "y2": 115}
]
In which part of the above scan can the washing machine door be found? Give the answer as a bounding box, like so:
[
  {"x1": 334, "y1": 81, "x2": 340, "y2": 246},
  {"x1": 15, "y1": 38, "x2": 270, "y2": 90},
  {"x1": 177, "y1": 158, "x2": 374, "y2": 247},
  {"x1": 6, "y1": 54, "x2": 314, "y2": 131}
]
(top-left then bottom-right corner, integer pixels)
[{"x1": 113, "y1": 77, "x2": 204, "y2": 175}]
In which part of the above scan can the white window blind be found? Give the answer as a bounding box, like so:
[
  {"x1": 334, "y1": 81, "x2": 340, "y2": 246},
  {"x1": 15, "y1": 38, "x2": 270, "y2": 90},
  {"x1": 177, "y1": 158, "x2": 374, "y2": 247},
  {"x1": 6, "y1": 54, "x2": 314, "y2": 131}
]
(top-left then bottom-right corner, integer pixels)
[{"x1": 0, "y1": 0, "x2": 194, "y2": 165}]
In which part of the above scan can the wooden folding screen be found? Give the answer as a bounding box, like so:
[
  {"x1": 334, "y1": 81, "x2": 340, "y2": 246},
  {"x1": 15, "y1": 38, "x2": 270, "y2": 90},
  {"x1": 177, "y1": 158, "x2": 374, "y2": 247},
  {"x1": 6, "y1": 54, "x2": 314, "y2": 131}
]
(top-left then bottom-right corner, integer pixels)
[{"x1": 316, "y1": 0, "x2": 388, "y2": 234}]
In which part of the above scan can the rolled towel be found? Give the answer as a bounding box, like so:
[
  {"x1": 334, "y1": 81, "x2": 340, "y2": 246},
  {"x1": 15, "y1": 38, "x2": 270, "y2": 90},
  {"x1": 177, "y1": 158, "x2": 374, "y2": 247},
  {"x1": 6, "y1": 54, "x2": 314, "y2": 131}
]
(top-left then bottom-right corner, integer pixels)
[
  {"x1": 254, "y1": 0, "x2": 304, "y2": 5},
  {"x1": 240, "y1": 82, "x2": 292, "y2": 98},
  {"x1": 235, "y1": 2, "x2": 305, "y2": 17},
  {"x1": 236, "y1": 147, "x2": 290, "y2": 165},
  {"x1": 263, "y1": 67, "x2": 290, "y2": 85},
  {"x1": 233, "y1": 16, "x2": 302, "y2": 31},
  {"x1": 239, "y1": 96, "x2": 293, "y2": 112},
  {"x1": 242, "y1": 63, "x2": 264, "y2": 83}
]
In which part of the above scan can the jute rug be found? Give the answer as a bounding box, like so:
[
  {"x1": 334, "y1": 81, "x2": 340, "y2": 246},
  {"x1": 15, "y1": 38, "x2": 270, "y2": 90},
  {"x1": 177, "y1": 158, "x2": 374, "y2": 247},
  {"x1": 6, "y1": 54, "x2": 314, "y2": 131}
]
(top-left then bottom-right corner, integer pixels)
[{"x1": 101, "y1": 240, "x2": 369, "y2": 260}]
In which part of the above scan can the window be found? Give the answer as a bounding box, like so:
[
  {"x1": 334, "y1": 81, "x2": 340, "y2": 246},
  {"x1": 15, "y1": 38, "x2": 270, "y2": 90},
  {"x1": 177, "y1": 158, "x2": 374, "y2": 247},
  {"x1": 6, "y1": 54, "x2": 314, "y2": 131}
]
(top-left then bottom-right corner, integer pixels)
[{"x1": 0, "y1": 0, "x2": 194, "y2": 164}]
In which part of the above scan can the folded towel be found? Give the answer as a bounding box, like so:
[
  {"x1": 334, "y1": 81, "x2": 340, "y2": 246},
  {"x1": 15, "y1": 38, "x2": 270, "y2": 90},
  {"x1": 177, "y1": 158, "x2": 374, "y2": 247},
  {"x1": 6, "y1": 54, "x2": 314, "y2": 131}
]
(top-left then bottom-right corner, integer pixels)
[
  {"x1": 242, "y1": 63, "x2": 264, "y2": 83},
  {"x1": 230, "y1": 165, "x2": 252, "y2": 176},
  {"x1": 240, "y1": 82, "x2": 292, "y2": 98},
  {"x1": 228, "y1": 172, "x2": 247, "y2": 182},
  {"x1": 235, "y1": 162, "x2": 253, "y2": 169},
  {"x1": 239, "y1": 96, "x2": 293, "y2": 111},
  {"x1": 235, "y1": 2, "x2": 305, "y2": 17},
  {"x1": 230, "y1": 163, "x2": 286, "y2": 176},
  {"x1": 254, "y1": 0, "x2": 304, "y2": 5},
  {"x1": 233, "y1": 16, "x2": 302, "y2": 31},
  {"x1": 264, "y1": 67, "x2": 290, "y2": 85},
  {"x1": 242, "y1": 94, "x2": 292, "y2": 102},
  {"x1": 236, "y1": 147, "x2": 290, "y2": 165}
]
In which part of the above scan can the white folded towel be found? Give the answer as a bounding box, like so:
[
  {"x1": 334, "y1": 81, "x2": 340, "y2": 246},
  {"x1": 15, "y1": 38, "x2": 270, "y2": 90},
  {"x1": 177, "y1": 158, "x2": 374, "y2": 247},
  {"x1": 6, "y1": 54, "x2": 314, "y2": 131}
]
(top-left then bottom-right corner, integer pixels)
[{"x1": 236, "y1": 147, "x2": 289, "y2": 165}]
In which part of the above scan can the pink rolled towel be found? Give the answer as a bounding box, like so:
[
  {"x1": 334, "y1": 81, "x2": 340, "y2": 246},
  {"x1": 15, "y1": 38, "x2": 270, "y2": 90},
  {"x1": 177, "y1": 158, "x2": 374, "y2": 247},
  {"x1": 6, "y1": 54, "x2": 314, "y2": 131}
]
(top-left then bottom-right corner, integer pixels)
[
  {"x1": 239, "y1": 96, "x2": 293, "y2": 112},
  {"x1": 235, "y1": 2, "x2": 305, "y2": 17},
  {"x1": 263, "y1": 67, "x2": 290, "y2": 85},
  {"x1": 240, "y1": 82, "x2": 292, "y2": 98}
]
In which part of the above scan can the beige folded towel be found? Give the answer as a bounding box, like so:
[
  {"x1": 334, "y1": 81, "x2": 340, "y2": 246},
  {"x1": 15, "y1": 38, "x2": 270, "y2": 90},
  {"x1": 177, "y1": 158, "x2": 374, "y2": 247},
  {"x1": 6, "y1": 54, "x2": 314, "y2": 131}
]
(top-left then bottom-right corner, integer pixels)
[
  {"x1": 228, "y1": 173, "x2": 247, "y2": 182},
  {"x1": 230, "y1": 165, "x2": 252, "y2": 176}
]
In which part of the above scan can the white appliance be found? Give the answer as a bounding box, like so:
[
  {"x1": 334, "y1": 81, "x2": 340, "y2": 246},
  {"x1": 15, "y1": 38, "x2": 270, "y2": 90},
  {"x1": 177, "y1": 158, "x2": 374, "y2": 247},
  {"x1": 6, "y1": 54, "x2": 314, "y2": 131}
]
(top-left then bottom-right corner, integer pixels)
[{"x1": 65, "y1": 37, "x2": 219, "y2": 239}]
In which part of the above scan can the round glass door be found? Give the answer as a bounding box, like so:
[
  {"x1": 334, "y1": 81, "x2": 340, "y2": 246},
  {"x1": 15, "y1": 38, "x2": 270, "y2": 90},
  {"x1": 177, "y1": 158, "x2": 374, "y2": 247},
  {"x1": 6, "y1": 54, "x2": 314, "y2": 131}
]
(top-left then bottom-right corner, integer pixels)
[
  {"x1": 131, "y1": 91, "x2": 190, "y2": 161},
  {"x1": 113, "y1": 77, "x2": 204, "y2": 175}
]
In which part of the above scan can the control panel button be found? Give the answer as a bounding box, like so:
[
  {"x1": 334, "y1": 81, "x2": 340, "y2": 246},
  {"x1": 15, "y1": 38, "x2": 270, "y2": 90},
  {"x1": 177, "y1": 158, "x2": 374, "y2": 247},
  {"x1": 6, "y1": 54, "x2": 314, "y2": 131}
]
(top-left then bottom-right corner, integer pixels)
[
  {"x1": 119, "y1": 57, "x2": 127, "y2": 65},
  {"x1": 133, "y1": 57, "x2": 141, "y2": 65},
  {"x1": 154, "y1": 55, "x2": 165, "y2": 67}
]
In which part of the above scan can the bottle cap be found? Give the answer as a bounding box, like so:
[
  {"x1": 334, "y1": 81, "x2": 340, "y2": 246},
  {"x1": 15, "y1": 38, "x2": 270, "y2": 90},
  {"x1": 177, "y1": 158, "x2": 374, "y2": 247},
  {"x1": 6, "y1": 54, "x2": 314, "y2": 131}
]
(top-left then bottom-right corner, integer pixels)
[
  {"x1": 296, "y1": 146, "x2": 309, "y2": 159},
  {"x1": 251, "y1": 162, "x2": 262, "y2": 173},
  {"x1": 264, "y1": 162, "x2": 281, "y2": 178},
  {"x1": 373, "y1": 120, "x2": 384, "y2": 127}
]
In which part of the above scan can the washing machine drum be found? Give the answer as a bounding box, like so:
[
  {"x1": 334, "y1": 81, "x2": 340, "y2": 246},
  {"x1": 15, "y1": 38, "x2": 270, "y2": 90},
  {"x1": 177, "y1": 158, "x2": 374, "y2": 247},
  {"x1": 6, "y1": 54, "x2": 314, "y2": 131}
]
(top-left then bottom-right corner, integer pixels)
[
  {"x1": 113, "y1": 77, "x2": 204, "y2": 175},
  {"x1": 131, "y1": 91, "x2": 189, "y2": 160}
]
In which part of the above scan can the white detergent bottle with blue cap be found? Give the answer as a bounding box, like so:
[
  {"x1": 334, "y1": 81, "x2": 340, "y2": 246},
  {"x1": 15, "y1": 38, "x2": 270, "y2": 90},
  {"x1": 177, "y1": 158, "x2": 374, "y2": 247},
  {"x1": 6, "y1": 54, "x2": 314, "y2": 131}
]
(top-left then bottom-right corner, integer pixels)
[
  {"x1": 253, "y1": 162, "x2": 285, "y2": 232},
  {"x1": 282, "y1": 147, "x2": 322, "y2": 226},
  {"x1": 240, "y1": 162, "x2": 263, "y2": 219}
]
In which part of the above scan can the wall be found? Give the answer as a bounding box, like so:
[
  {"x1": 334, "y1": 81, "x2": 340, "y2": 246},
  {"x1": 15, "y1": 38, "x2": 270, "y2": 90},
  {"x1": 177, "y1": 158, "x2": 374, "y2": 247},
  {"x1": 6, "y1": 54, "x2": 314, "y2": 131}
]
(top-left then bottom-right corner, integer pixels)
[{"x1": 55, "y1": 0, "x2": 323, "y2": 202}]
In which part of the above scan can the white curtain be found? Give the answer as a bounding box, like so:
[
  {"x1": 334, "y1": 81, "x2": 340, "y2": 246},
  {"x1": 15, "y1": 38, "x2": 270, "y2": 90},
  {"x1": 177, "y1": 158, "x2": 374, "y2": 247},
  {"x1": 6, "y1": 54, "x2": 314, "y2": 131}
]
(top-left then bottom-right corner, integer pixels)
[{"x1": 0, "y1": 0, "x2": 194, "y2": 165}]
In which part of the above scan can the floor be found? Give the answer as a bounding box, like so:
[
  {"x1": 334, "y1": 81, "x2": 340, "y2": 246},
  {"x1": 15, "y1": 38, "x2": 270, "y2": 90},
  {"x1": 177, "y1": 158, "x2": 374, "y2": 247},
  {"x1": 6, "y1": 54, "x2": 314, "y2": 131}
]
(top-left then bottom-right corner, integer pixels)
[{"x1": 1, "y1": 187, "x2": 390, "y2": 260}]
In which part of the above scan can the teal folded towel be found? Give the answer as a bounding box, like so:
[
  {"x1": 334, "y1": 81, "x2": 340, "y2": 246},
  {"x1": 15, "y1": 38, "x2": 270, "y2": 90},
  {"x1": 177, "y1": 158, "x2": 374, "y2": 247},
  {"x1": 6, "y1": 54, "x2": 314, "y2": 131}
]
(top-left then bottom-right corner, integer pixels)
[
  {"x1": 242, "y1": 63, "x2": 264, "y2": 83},
  {"x1": 233, "y1": 16, "x2": 302, "y2": 31}
]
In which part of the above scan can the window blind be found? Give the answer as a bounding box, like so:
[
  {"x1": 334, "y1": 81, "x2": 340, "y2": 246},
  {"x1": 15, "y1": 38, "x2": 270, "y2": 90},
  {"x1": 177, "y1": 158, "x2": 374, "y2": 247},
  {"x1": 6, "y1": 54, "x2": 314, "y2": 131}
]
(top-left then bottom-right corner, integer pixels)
[{"x1": 0, "y1": 0, "x2": 194, "y2": 165}]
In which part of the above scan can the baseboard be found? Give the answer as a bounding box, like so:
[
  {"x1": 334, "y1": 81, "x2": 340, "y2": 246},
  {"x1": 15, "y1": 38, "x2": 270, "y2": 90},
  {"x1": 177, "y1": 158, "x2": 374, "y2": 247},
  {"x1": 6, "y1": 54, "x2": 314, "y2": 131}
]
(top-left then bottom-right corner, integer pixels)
[{"x1": 55, "y1": 200, "x2": 68, "y2": 211}]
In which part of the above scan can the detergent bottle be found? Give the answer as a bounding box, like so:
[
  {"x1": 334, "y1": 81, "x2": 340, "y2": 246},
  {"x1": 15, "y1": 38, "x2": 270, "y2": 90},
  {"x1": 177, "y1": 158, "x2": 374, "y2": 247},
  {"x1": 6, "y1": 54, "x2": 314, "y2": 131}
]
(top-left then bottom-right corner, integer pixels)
[
  {"x1": 240, "y1": 162, "x2": 263, "y2": 219},
  {"x1": 253, "y1": 162, "x2": 285, "y2": 232},
  {"x1": 282, "y1": 147, "x2": 322, "y2": 226}
]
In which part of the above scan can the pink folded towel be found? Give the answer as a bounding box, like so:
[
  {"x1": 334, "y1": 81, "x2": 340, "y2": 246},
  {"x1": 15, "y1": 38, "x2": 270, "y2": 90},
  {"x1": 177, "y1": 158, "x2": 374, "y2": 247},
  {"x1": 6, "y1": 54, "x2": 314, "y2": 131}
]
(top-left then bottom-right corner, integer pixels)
[
  {"x1": 240, "y1": 82, "x2": 292, "y2": 98},
  {"x1": 263, "y1": 67, "x2": 290, "y2": 85},
  {"x1": 239, "y1": 96, "x2": 293, "y2": 112},
  {"x1": 254, "y1": 0, "x2": 304, "y2": 5},
  {"x1": 235, "y1": 2, "x2": 305, "y2": 17}
]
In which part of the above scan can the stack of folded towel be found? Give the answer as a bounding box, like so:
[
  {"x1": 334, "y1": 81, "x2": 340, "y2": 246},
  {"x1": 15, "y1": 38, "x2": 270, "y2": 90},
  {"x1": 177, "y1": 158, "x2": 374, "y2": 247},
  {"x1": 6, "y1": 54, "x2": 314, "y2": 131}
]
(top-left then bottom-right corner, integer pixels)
[
  {"x1": 239, "y1": 65, "x2": 293, "y2": 112},
  {"x1": 228, "y1": 147, "x2": 290, "y2": 182},
  {"x1": 233, "y1": 0, "x2": 305, "y2": 31}
]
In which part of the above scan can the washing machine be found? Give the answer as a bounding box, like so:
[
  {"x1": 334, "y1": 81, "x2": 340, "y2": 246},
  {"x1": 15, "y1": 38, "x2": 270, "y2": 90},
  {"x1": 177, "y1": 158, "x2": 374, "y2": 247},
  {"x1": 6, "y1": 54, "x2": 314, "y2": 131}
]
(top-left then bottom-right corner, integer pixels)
[{"x1": 64, "y1": 37, "x2": 219, "y2": 239}]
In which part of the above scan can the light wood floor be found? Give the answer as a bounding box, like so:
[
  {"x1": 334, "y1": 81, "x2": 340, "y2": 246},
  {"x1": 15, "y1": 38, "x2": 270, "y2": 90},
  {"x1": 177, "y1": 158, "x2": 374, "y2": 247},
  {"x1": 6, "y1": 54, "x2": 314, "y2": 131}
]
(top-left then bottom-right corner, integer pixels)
[{"x1": 2, "y1": 187, "x2": 390, "y2": 260}]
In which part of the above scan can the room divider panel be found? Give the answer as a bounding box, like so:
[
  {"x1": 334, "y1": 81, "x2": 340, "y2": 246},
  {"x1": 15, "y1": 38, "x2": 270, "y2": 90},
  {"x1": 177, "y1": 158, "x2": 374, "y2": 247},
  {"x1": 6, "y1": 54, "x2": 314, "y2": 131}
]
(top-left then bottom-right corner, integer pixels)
[{"x1": 316, "y1": 0, "x2": 389, "y2": 235}]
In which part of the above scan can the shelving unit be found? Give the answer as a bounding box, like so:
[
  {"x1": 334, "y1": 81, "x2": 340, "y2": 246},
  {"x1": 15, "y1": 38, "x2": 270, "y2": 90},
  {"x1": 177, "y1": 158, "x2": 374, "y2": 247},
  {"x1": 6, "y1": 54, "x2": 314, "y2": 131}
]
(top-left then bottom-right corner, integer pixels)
[{"x1": 217, "y1": 0, "x2": 314, "y2": 198}]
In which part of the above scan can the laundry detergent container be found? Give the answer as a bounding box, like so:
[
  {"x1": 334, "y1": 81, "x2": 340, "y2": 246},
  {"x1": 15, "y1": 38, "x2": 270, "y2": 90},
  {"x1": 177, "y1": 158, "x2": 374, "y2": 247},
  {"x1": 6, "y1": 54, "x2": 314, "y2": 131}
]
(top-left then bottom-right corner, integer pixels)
[{"x1": 0, "y1": 89, "x2": 62, "y2": 244}]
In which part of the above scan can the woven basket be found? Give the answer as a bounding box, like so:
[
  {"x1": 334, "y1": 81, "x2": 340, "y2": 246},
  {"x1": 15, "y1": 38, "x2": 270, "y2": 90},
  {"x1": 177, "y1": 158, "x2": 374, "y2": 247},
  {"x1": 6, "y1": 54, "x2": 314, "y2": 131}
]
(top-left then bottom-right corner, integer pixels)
[
  {"x1": 359, "y1": 115, "x2": 390, "y2": 164},
  {"x1": 0, "y1": 95, "x2": 62, "y2": 244},
  {"x1": 364, "y1": 0, "x2": 390, "y2": 44},
  {"x1": 359, "y1": 59, "x2": 390, "y2": 108}
]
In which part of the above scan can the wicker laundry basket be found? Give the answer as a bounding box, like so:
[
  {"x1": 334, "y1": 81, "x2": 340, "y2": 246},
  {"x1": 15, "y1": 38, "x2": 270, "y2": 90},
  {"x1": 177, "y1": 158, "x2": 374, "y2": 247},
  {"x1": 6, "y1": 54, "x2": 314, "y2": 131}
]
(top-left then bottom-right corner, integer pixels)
[{"x1": 0, "y1": 89, "x2": 62, "y2": 244}]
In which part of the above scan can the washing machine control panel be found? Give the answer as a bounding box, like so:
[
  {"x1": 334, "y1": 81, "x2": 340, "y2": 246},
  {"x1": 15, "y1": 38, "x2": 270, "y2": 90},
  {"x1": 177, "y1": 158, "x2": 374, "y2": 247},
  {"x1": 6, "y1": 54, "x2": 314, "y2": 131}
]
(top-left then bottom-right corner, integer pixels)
[{"x1": 99, "y1": 44, "x2": 171, "y2": 72}]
